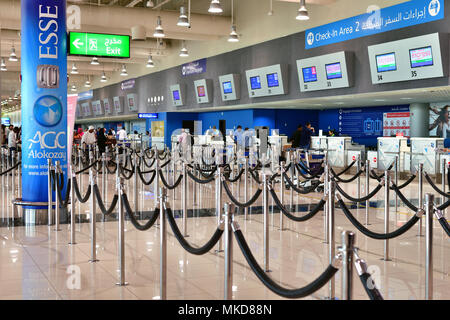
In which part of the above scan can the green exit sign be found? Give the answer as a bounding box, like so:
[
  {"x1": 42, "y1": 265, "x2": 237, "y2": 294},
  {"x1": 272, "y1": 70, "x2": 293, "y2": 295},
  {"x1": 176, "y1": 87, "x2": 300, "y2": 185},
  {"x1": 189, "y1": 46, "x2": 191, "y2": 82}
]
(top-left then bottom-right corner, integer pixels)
[{"x1": 68, "y1": 32, "x2": 130, "y2": 58}]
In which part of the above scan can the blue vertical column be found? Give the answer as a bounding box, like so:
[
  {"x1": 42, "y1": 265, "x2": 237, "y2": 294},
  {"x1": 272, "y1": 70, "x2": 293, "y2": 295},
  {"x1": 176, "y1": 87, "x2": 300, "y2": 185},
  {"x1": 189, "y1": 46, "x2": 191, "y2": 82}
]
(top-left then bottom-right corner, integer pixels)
[{"x1": 21, "y1": 0, "x2": 67, "y2": 205}]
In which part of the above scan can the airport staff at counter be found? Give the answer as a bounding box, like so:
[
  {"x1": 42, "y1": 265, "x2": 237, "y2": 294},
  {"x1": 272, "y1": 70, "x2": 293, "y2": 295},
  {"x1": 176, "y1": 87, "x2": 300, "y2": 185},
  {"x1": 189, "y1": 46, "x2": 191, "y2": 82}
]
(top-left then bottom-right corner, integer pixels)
[{"x1": 288, "y1": 122, "x2": 316, "y2": 150}]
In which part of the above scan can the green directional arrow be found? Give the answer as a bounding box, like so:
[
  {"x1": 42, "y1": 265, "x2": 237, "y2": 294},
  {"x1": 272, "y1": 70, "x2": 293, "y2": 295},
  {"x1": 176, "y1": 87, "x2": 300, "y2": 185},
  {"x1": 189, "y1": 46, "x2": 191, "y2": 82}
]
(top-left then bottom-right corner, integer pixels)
[{"x1": 68, "y1": 32, "x2": 130, "y2": 58}]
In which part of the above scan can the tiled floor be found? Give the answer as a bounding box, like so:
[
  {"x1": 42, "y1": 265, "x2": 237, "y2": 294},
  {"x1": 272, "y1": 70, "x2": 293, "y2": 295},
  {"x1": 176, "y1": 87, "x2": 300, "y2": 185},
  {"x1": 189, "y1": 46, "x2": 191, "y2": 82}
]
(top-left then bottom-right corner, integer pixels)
[{"x1": 0, "y1": 166, "x2": 448, "y2": 300}]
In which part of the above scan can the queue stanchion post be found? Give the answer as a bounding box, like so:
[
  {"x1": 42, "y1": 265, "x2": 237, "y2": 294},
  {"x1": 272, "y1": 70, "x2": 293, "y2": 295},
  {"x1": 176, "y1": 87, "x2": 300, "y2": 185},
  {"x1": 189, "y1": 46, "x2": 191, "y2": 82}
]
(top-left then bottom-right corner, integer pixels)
[
  {"x1": 263, "y1": 172, "x2": 271, "y2": 273},
  {"x1": 215, "y1": 166, "x2": 223, "y2": 253},
  {"x1": 365, "y1": 159, "x2": 370, "y2": 226},
  {"x1": 11, "y1": 150, "x2": 15, "y2": 200},
  {"x1": 357, "y1": 155, "x2": 361, "y2": 208},
  {"x1": 327, "y1": 179, "x2": 336, "y2": 300},
  {"x1": 134, "y1": 151, "x2": 138, "y2": 215},
  {"x1": 102, "y1": 150, "x2": 106, "y2": 204},
  {"x1": 425, "y1": 193, "x2": 434, "y2": 300},
  {"x1": 116, "y1": 177, "x2": 128, "y2": 286},
  {"x1": 394, "y1": 155, "x2": 398, "y2": 215},
  {"x1": 279, "y1": 161, "x2": 285, "y2": 231},
  {"x1": 383, "y1": 171, "x2": 391, "y2": 261},
  {"x1": 418, "y1": 163, "x2": 423, "y2": 237},
  {"x1": 54, "y1": 161, "x2": 61, "y2": 231},
  {"x1": 89, "y1": 167, "x2": 99, "y2": 263},
  {"x1": 69, "y1": 166, "x2": 76, "y2": 245},
  {"x1": 224, "y1": 202, "x2": 234, "y2": 300},
  {"x1": 154, "y1": 157, "x2": 160, "y2": 209},
  {"x1": 160, "y1": 187, "x2": 167, "y2": 300},
  {"x1": 244, "y1": 157, "x2": 248, "y2": 220},
  {"x1": 441, "y1": 161, "x2": 446, "y2": 215},
  {"x1": 182, "y1": 162, "x2": 189, "y2": 237},
  {"x1": 47, "y1": 158, "x2": 53, "y2": 226},
  {"x1": 323, "y1": 163, "x2": 329, "y2": 244},
  {"x1": 289, "y1": 152, "x2": 294, "y2": 210},
  {"x1": 17, "y1": 151, "x2": 21, "y2": 198},
  {"x1": 295, "y1": 150, "x2": 300, "y2": 188},
  {"x1": 339, "y1": 231, "x2": 355, "y2": 300}
]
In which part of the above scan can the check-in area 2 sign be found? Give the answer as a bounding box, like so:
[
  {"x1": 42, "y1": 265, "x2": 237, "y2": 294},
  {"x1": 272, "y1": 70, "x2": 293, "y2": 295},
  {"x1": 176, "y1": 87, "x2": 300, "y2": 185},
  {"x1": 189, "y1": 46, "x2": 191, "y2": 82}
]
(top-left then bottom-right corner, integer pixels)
[{"x1": 68, "y1": 32, "x2": 130, "y2": 58}]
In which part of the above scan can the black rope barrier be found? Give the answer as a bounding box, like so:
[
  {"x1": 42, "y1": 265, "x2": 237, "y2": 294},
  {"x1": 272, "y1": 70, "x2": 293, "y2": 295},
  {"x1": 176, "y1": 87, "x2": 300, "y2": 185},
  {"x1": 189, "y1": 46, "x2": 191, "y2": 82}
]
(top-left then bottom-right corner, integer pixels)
[
  {"x1": 0, "y1": 161, "x2": 21, "y2": 176},
  {"x1": 72, "y1": 177, "x2": 92, "y2": 203},
  {"x1": 93, "y1": 184, "x2": 118, "y2": 216},
  {"x1": 119, "y1": 165, "x2": 135, "y2": 180},
  {"x1": 250, "y1": 170, "x2": 261, "y2": 184},
  {"x1": 136, "y1": 166, "x2": 156, "y2": 185},
  {"x1": 222, "y1": 180, "x2": 262, "y2": 208},
  {"x1": 335, "y1": 181, "x2": 383, "y2": 203},
  {"x1": 142, "y1": 156, "x2": 155, "y2": 168},
  {"x1": 338, "y1": 199, "x2": 420, "y2": 240},
  {"x1": 437, "y1": 216, "x2": 450, "y2": 237},
  {"x1": 166, "y1": 208, "x2": 224, "y2": 255},
  {"x1": 283, "y1": 172, "x2": 319, "y2": 194},
  {"x1": 330, "y1": 168, "x2": 364, "y2": 183},
  {"x1": 295, "y1": 164, "x2": 321, "y2": 180},
  {"x1": 424, "y1": 173, "x2": 450, "y2": 197},
  {"x1": 159, "y1": 170, "x2": 183, "y2": 190},
  {"x1": 390, "y1": 183, "x2": 419, "y2": 212},
  {"x1": 122, "y1": 193, "x2": 160, "y2": 231},
  {"x1": 359, "y1": 272, "x2": 384, "y2": 300},
  {"x1": 332, "y1": 160, "x2": 357, "y2": 177},
  {"x1": 436, "y1": 198, "x2": 450, "y2": 211},
  {"x1": 75, "y1": 160, "x2": 99, "y2": 175},
  {"x1": 269, "y1": 188, "x2": 325, "y2": 222},
  {"x1": 234, "y1": 229, "x2": 339, "y2": 299},
  {"x1": 224, "y1": 168, "x2": 244, "y2": 183},
  {"x1": 186, "y1": 170, "x2": 215, "y2": 184},
  {"x1": 160, "y1": 159, "x2": 171, "y2": 168},
  {"x1": 393, "y1": 174, "x2": 416, "y2": 190}
]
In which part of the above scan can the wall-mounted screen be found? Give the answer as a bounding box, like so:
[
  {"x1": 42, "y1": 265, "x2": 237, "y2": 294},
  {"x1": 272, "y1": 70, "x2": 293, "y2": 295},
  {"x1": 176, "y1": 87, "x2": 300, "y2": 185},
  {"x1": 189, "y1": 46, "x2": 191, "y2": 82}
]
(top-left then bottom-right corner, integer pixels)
[
  {"x1": 173, "y1": 90, "x2": 180, "y2": 101},
  {"x1": 1, "y1": 118, "x2": 10, "y2": 125},
  {"x1": 376, "y1": 52, "x2": 397, "y2": 72},
  {"x1": 302, "y1": 66, "x2": 318, "y2": 83},
  {"x1": 325, "y1": 62, "x2": 343, "y2": 80},
  {"x1": 128, "y1": 98, "x2": 134, "y2": 108},
  {"x1": 410, "y1": 46, "x2": 434, "y2": 68},
  {"x1": 266, "y1": 73, "x2": 279, "y2": 88},
  {"x1": 197, "y1": 86, "x2": 206, "y2": 97},
  {"x1": 250, "y1": 76, "x2": 261, "y2": 90},
  {"x1": 222, "y1": 81, "x2": 233, "y2": 94}
]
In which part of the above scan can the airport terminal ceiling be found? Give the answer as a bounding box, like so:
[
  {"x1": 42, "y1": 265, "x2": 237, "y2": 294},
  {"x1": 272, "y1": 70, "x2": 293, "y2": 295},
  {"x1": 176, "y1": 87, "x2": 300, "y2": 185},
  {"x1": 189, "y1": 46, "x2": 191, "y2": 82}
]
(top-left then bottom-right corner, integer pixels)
[{"x1": 0, "y1": 0, "x2": 409, "y2": 108}]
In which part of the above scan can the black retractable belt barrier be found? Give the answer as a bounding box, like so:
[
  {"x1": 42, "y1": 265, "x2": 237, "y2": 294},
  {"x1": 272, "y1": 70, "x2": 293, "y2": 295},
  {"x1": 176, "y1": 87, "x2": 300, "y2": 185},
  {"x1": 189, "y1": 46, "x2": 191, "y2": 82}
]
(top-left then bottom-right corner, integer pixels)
[
  {"x1": 93, "y1": 184, "x2": 118, "y2": 216},
  {"x1": 166, "y1": 208, "x2": 223, "y2": 255},
  {"x1": 269, "y1": 188, "x2": 325, "y2": 222},
  {"x1": 122, "y1": 193, "x2": 160, "y2": 231},
  {"x1": 234, "y1": 229, "x2": 339, "y2": 299},
  {"x1": 338, "y1": 199, "x2": 420, "y2": 240}
]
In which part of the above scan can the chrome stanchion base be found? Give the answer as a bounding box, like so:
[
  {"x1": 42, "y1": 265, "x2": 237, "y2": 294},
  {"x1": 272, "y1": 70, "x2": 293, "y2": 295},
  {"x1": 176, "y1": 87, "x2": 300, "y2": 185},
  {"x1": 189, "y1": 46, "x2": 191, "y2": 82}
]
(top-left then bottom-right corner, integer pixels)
[
  {"x1": 22, "y1": 208, "x2": 50, "y2": 226},
  {"x1": 215, "y1": 249, "x2": 224, "y2": 253},
  {"x1": 116, "y1": 282, "x2": 129, "y2": 286},
  {"x1": 89, "y1": 259, "x2": 100, "y2": 263}
]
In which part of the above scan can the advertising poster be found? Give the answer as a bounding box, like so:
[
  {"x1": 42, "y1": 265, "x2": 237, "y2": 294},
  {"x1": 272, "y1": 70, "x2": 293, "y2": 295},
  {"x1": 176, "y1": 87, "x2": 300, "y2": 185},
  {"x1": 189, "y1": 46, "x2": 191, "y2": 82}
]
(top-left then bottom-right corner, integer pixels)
[
  {"x1": 67, "y1": 94, "x2": 78, "y2": 162},
  {"x1": 383, "y1": 112, "x2": 411, "y2": 137},
  {"x1": 429, "y1": 102, "x2": 450, "y2": 138}
]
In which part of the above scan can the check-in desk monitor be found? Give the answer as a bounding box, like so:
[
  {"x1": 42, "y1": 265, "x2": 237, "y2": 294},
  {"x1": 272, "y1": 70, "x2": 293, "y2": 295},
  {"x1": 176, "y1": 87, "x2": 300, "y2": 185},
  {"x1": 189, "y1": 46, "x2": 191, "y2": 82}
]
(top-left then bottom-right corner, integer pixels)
[
  {"x1": 127, "y1": 94, "x2": 138, "y2": 112},
  {"x1": 113, "y1": 96, "x2": 124, "y2": 113},
  {"x1": 194, "y1": 79, "x2": 213, "y2": 104},
  {"x1": 368, "y1": 33, "x2": 447, "y2": 84},
  {"x1": 103, "y1": 98, "x2": 112, "y2": 115},
  {"x1": 170, "y1": 84, "x2": 185, "y2": 107},
  {"x1": 245, "y1": 64, "x2": 288, "y2": 98},
  {"x1": 81, "y1": 102, "x2": 92, "y2": 117},
  {"x1": 411, "y1": 138, "x2": 444, "y2": 174},
  {"x1": 219, "y1": 74, "x2": 240, "y2": 101}
]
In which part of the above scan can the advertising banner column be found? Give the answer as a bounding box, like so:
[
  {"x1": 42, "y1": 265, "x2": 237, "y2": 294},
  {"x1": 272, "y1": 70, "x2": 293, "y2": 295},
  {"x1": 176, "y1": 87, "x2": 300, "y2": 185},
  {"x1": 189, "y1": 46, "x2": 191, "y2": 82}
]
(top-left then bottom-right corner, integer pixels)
[
  {"x1": 21, "y1": 0, "x2": 67, "y2": 205},
  {"x1": 67, "y1": 94, "x2": 78, "y2": 163}
]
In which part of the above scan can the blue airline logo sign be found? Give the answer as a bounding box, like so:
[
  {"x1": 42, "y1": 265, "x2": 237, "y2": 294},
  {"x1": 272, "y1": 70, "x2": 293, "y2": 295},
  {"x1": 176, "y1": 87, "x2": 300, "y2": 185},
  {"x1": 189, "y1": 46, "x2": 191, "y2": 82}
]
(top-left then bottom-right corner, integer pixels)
[{"x1": 305, "y1": 0, "x2": 444, "y2": 49}]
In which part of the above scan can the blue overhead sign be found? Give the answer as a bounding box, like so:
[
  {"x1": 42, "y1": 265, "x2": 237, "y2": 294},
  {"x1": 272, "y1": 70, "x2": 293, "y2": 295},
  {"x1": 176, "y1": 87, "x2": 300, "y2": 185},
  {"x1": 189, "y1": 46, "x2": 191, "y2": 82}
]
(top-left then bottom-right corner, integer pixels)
[
  {"x1": 138, "y1": 113, "x2": 158, "y2": 119},
  {"x1": 77, "y1": 90, "x2": 93, "y2": 101},
  {"x1": 181, "y1": 58, "x2": 207, "y2": 76},
  {"x1": 305, "y1": 0, "x2": 444, "y2": 49}
]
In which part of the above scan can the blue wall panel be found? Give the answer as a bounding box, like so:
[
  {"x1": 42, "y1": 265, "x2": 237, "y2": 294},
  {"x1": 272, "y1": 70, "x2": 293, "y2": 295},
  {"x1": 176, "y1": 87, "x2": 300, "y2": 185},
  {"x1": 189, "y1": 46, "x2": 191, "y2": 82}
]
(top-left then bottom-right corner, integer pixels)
[
  {"x1": 198, "y1": 109, "x2": 254, "y2": 132},
  {"x1": 275, "y1": 109, "x2": 319, "y2": 137}
]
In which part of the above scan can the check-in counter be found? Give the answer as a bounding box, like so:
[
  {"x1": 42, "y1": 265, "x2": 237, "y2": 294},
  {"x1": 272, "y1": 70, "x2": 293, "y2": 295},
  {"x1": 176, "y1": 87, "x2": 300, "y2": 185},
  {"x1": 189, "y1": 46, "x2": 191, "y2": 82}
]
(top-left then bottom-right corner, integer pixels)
[
  {"x1": 327, "y1": 137, "x2": 352, "y2": 167},
  {"x1": 410, "y1": 137, "x2": 444, "y2": 174},
  {"x1": 377, "y1": 137, "x2": 408, "y2": 171},
  {"x1": 311, "y1": 136, "x2": 328, "y2": 151}
]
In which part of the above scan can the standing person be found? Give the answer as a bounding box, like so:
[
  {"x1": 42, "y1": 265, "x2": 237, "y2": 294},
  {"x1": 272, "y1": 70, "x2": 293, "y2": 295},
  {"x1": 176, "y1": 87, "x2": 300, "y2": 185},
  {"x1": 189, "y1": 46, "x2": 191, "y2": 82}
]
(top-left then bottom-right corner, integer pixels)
[
  {"x1": 117, "y1": 127, "x2": 127, "y2": 155},
  {"x1": 8, "y1": 127, "x2": 19, "y2": 165},
  {"x1": 178, "y1": 129, "x2": 189, "y2": 155},
  {"x1": 289, "y1": 125, "x2": 303, "y2": 149},
  {"x1": 300, "y1": 122, "x2": 315, "y2": 150},
  {"x1": 81, "y1": 125, "x2": 97, "y2": 159},
  {"x1": 234, "y1": 125, "x2": 243, "y2": 150},
  {"x1": 97, "y1": 128, "x2": 107, "y2": 156}
]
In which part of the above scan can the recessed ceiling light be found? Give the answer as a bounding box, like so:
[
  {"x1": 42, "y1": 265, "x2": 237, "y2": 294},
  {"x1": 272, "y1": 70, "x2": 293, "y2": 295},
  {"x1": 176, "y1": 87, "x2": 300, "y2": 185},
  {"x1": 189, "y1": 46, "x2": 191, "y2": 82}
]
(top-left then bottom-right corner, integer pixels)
[
  {"x1": 400, "y1": 97, "x2": 413, "y2": 100},
  {"x1": 374, "y1": 99, "x2": 386, "y2": 102}
]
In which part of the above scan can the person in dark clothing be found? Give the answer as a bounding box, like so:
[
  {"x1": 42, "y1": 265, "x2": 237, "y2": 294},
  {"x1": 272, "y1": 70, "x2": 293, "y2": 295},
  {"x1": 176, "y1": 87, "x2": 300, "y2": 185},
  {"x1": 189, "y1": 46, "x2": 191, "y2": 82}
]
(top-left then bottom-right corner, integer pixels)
[
  {"x1": 300, "y1": 122, "x2": 315, "y2": 149},
  {"x1": 289, "y1": 125, "x2": 303, "y2": 148},
  {"x1": 97, "y1": 128, "x2": 107, "y2": 155}
]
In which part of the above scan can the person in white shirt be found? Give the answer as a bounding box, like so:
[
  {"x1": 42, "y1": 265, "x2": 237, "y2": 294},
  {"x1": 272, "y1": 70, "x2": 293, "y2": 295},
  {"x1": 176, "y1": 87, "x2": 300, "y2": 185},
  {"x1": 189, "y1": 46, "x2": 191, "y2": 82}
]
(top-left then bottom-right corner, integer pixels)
[
  {"x1": 81, "y1": 126, "x2": 97, "y2": 158},
  {"x1": 8, "y1": 127, "x2": 19, "y2": 165},
  {"x1": 118, "y1": 128, "x2": 127, "y2": 141},
  {"x1": 178, "y1": 129, "x2": 190, "y2": 155}
]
